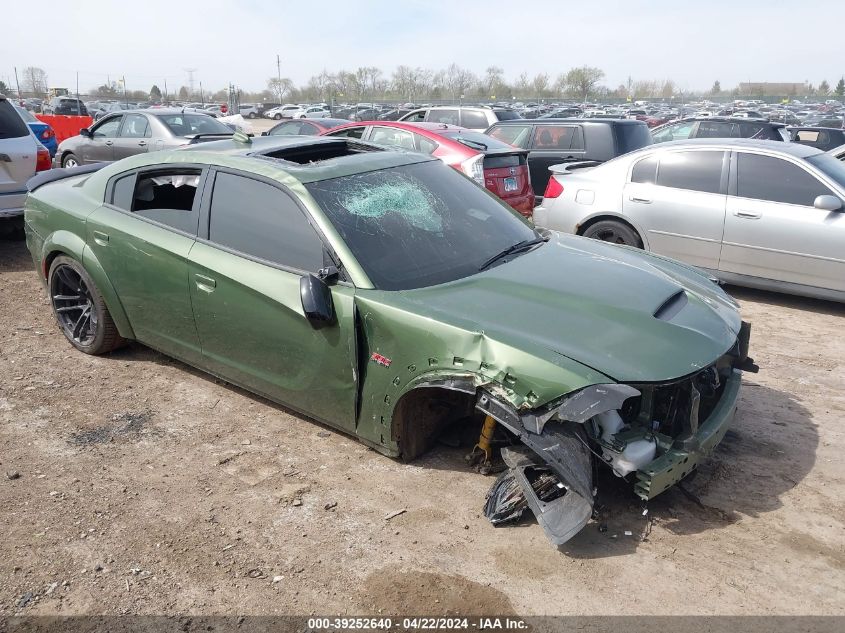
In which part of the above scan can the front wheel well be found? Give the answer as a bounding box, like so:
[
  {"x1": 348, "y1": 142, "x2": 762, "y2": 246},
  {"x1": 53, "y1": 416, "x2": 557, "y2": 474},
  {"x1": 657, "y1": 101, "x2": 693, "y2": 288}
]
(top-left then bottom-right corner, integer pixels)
[{"x1": 392, "y1": 387, "x2": 478, "y2": 462}]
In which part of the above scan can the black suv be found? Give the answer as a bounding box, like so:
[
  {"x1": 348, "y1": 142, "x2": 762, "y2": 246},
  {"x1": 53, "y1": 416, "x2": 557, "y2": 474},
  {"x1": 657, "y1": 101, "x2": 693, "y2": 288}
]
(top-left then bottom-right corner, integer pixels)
[
  {"x1": 651, "y1": 116, "x2": 789, "y2": 144},
  {"x1": 485, "y1": 118, "x2": 652, "y2": 197},
  {"x1": 42, "y1": 97, "x2": 88, "y2": 116}
]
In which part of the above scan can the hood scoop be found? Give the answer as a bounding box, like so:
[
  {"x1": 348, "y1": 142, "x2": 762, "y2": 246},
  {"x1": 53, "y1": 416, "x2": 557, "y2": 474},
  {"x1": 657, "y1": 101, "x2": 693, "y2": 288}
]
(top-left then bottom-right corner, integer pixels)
[{"x1": 653, "y1": 290, "x2": 689, "y2": 322}]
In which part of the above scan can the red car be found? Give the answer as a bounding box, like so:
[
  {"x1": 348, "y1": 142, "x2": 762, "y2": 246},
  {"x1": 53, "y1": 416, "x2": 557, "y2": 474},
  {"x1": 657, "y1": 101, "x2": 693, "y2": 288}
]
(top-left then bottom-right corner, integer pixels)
[
  {"x1": 321, "y1": 121, "x2": 534, "y2": 217},
  {"x1": 264, "y1": 118, "x2": 350, "y2": 136}
]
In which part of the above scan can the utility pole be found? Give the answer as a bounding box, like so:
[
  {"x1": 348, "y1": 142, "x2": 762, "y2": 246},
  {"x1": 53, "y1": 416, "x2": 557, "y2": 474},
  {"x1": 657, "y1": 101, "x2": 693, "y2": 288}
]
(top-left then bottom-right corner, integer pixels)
[
  {"x1": 276, "y1": 54, "x2": 282, "y2": 102},
  {"x1": 75, "y1": 72, "x2": 79, "y2": 105},
  {"x1": 164, "y1": 79, "x2": 168, "y2": 104},
  {"x1": 13, "y1": 67, "x2": 21, "y2": 100},
  {"x1": 199, "y1": 81, "x2": 204, "y2": 106},
  {"x1": 122, "y1": 76, "x2": 128, "y2": 106}
]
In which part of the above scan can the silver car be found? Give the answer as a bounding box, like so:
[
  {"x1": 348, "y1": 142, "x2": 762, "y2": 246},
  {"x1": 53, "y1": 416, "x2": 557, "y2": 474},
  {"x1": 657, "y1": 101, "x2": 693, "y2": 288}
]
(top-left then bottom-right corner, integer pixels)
[
  {"x1": 54, "y1": 108, "x2": 234, "y2": 168},
  {"x1": 1, "y1": 94, "x2": 48, "y2": 230},
  {"x1": 534, "y1": 139, "x2": 845, "y2": 302}
]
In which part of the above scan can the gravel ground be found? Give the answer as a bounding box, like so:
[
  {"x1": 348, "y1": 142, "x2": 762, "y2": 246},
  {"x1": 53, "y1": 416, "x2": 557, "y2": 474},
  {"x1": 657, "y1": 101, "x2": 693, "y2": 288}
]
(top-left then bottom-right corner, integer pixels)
[{"x1": 1, "y1": 235, "x2": 843, "y2": 616}]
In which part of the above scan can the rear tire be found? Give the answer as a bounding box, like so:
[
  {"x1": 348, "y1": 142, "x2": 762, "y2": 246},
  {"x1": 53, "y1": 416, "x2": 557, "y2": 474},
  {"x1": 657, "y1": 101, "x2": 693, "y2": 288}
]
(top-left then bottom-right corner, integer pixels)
[
  {"x1": 48, "y1": 256, "x2": 124, "y2": 355},
  {"x1": 248, "y1": 112, "x2": 256, "y2": 119},
  {"x1": 62, "y1": 153, "x2": 79, "y2": 169},
  {"x1": 582, "y1": 220, "x2": 643, "y2": 248}
]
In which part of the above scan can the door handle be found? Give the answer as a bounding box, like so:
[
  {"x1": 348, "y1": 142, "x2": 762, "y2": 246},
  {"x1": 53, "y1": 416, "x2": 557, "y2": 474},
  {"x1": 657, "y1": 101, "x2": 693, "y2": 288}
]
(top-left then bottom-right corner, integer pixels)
[
  {"x1": 105, "y1": 140, "x2": 113, "y2": 146},
  {"x1": 194, "y1": 273, "x2": 216, "y2": 293},
  {"x1": 734, "y1": 210, "x2": 762, "y2": 219},
  {"x1": 137, "y1": 141, "x2": 147, "y2": 146},
  {"x1": 93, "y1": 231, "x2": 109, "y2": 246},
  {"x1": 629, "y1": 196, "x2": 652, "y2": 204}
]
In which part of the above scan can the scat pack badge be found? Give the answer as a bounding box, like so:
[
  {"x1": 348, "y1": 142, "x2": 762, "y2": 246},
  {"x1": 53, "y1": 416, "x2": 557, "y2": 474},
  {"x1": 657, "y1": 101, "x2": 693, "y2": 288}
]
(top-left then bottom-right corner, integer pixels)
[{"x1": 370, "y1": 353, "x2": 392, "y2": 368}]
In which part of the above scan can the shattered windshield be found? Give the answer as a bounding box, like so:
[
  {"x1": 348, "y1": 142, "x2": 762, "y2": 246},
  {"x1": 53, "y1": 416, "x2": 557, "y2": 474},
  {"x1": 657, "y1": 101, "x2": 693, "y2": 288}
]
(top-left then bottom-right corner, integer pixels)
[{"x1": 306, "y1": 161, "x2": 536, "y2": 290}]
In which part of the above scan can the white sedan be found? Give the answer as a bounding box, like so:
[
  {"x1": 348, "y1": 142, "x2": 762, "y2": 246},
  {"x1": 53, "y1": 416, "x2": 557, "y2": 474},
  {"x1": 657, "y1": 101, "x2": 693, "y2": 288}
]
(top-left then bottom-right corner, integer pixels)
[
  {"x1": 265, "y1": 105, "x2": 330, "y2": 120},
  {"x1": 533, "y1": 138, "x2": 845, "y2": 302}
]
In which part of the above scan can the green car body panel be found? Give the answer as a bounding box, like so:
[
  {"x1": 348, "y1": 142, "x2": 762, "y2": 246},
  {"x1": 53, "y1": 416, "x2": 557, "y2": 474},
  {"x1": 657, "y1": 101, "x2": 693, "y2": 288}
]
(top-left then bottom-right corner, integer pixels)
[{"x1": 24, "y1": 137, "x2": 749, "y2": 543}]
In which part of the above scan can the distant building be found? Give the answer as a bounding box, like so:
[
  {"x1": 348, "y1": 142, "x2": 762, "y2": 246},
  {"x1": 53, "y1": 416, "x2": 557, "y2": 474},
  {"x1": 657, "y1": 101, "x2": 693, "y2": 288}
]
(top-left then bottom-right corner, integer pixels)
[{"x1": 738, "y1": 82, "x2": 809, "y2": 96}]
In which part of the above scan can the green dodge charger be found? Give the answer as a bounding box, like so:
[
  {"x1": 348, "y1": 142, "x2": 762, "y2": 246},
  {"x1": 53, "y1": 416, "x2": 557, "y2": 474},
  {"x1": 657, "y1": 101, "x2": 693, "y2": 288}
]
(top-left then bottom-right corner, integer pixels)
[{"x1": 23, "y1": 135, "x2": 754, "y2": 545}]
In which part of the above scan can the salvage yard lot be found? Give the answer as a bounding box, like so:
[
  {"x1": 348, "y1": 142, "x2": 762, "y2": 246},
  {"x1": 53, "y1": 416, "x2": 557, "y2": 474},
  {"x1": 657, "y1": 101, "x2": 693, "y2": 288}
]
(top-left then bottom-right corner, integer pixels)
[{"x1": 1, "y1": 237, "x2": 843, "y2": 616}]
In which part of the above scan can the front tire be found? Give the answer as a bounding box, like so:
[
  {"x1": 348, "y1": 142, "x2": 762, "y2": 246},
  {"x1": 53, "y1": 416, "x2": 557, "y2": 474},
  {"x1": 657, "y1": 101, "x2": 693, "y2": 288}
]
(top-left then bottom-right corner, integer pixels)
[
  {"x1": 582, "y1": 220, "x2": 643, "y2": 248},
  {"x1": 49, "y1": 256, "x2": 124, "y2": 355},
  {"x1": 273, "y1": 113, "x2": 282, "y2": 120},
  {"x1": 62, "y1": 153, "x2": 79, "y2": 168}
]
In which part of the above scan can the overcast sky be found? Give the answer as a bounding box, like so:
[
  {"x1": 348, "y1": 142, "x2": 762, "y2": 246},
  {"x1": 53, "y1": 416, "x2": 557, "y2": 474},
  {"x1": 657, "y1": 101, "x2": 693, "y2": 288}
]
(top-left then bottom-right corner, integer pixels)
[{"x1": 2, "y1": 0, "x2": 842, "y2": 95}]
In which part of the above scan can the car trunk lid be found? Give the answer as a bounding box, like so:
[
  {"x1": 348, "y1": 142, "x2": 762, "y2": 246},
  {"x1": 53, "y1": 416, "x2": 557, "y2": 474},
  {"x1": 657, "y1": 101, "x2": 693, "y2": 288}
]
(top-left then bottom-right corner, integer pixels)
[{"x1": 483, "y1": 151, "x2": 531, "y2": 200}]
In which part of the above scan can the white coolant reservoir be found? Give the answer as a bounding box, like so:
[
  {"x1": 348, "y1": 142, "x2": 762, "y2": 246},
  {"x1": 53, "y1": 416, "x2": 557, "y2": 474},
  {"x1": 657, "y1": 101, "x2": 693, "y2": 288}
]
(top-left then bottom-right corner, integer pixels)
[{"x1": 594, "y1": 410, "x2": 657, "y2": 477}]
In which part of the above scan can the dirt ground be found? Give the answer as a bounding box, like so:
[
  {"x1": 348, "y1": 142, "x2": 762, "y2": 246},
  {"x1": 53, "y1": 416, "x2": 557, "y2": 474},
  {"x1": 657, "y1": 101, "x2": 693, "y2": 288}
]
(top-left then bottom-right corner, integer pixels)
[{"x1": 1, "y1": 235, "x2": 843, "y2": 617}]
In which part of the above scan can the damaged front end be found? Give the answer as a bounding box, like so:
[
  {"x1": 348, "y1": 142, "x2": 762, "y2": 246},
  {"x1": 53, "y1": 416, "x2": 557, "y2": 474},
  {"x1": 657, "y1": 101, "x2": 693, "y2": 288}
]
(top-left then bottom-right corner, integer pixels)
[{"x1": 480, "y1": 334, "x2": 754, "y2": 546}]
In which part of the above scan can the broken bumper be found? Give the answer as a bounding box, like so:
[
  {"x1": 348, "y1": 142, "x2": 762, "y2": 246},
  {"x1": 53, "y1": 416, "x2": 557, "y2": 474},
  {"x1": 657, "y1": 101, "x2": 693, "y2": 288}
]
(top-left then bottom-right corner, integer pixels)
[{"x1": 634, "y1": 368, "x2": 741, "y2": 500}]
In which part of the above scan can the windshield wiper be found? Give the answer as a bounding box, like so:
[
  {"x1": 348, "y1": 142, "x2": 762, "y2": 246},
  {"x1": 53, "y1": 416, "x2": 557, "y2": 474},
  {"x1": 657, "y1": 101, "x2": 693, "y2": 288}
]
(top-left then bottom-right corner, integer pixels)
[{"x1": 478, "y1": 236, "x2": 547, "y2": 271}]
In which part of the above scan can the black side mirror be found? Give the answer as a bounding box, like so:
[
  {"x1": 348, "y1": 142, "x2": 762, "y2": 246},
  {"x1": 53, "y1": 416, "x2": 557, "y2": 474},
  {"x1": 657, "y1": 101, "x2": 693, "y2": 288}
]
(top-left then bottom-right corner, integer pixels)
[
  {"x1": 300, "y1": 274, "x2": 335, "y2": 328},
  {"x1": 79, "y1": 128, "x2": 91, "y2": 137}
]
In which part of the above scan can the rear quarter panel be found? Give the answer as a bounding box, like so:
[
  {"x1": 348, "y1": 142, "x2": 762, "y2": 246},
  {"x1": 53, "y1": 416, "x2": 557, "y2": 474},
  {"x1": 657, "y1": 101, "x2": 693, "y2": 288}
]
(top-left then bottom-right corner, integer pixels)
[
  {"x1": 24, "y1": 177, "x2": 135, "y2": 339},
  {"x1": 534, "y1": 160, "x2": 634, "y2": 236}
]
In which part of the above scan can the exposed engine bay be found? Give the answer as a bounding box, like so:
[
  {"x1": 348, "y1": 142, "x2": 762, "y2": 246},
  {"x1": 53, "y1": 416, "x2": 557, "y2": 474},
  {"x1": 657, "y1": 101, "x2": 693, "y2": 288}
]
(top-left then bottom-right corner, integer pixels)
[{"x1": 479, "y1": 341, "x2": 755, "y2": 546}]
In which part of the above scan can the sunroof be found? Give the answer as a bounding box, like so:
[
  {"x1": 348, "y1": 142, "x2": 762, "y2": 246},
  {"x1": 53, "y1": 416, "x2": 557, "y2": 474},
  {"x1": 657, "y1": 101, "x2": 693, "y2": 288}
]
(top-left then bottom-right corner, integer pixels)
[{"x1": 256, "y1": 139, "x2": 382, "y2": 165}]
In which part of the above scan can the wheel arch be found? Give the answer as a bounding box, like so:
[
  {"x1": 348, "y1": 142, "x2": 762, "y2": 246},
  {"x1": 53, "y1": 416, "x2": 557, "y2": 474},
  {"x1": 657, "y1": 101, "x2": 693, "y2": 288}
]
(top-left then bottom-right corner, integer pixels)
[
  {"x1": 575, "y1": 212, "x2": 650, "y2": 250},
  {"x1": 389, "y1": 374, "x2": 480, "y2": 462},
  {"x1": 41, "y1": 232, "x2": 135, "y2": 340}
]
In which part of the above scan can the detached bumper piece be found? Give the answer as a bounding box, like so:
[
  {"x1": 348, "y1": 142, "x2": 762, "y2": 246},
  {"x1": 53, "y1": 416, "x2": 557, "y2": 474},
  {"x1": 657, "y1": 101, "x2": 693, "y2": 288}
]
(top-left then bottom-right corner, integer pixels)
[{"x1": 483, "y1": 424, "x2": 593, "y2": 546}]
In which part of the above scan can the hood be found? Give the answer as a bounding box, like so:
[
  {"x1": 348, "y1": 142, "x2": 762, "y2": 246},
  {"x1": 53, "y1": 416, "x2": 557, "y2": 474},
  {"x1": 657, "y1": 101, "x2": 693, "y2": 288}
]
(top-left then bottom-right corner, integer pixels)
[{"x1": 388, "y1": 233, "x2": 741, "y2": 383}]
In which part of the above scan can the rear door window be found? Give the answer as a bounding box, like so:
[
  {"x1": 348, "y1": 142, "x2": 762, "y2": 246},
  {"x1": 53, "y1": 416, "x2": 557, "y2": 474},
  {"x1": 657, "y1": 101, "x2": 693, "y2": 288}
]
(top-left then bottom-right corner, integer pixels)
[
  {"x1": 0, "y1": 100, "x2": 30, "y2": 139},
  {"x1": 631, "y1": 155, "x2": 658, "y2": 184},
  {"x1": 533, "y1": 125, "x2": 576, "y2": 150},
  {"x1": 402, "y1": 109, "x2": 426, "y2": 123},
  {"x1": 695, "y1": 121, "x2": 734, "y2": 138},
  {"x1": 487, "y1": 124, "x2": 532, "y2": 148},
  {"x1": 736, "y1": 153, "x2": 834, "y2": 206},
  {"x1": 460, "y1": 110, "x2": 489, "y2": 129},
  {"x1": 427, "y1": 109, "x2": 460, "y2": 125},
  {"x1": 656, "y1": 151, "x2": 724, "y2": 194},
  {"x1": 119, "y1": 114, "x2": 150, "y2": 138},
  {"x1": 415, "y1": 134, "x2": 438, "y2": 154},
  {"x1": 111, "y1": 169, "x2": 202, "y2": 234},
  {"x1": 208, "y1": 172, "x2": 324, "y2": 272},
  {"x1": 369, "y1": 126, "x2": 417, "y2": 150}
]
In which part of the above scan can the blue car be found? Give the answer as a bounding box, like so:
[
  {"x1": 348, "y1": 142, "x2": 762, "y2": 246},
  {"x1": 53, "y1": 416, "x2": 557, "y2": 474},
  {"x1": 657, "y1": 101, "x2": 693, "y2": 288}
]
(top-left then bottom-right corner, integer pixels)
[{"x1": 14, "y1": 105, "x2": 58, "y2": 157}]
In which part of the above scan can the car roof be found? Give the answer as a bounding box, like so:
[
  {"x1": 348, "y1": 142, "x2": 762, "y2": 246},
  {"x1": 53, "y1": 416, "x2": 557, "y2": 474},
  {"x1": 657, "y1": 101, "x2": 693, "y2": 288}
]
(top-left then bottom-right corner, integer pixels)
[
  {"x1": 491, "y1": 117, "x2": 643, "y2": 126},
  {"x1": 172, "y1": 135, "x2": 434, "y2": 184},
  {"x1": 675, "y1": 115, "x2": 784, "y2": 126},
  {"x1": 649, "y1": 138, "x2": 823, "y2": 157},
  {"x1": 332, "y1": 120, "x2": 466, "y2": 133}
]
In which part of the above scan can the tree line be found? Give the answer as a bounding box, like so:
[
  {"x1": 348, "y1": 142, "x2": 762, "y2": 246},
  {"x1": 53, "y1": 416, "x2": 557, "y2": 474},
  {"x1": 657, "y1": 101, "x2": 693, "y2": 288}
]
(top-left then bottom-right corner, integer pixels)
[{"x1": 5, "y1": 64, "x2": 845, "y2": 104}]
